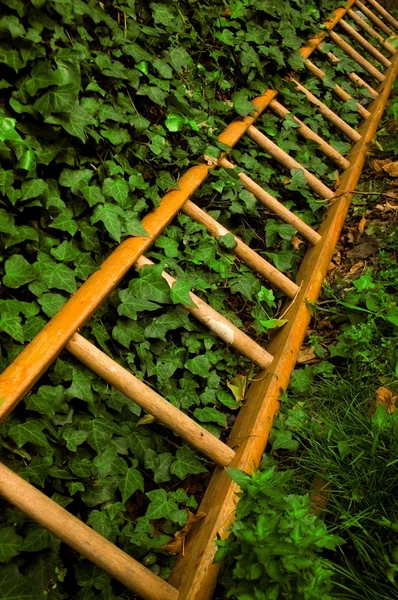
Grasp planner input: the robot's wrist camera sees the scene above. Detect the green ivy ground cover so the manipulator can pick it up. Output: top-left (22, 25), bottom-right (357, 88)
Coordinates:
top-left (0, 0), bottom-right (388, 597)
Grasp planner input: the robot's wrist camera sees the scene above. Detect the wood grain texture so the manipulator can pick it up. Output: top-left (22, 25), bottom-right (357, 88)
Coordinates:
top-left (329, 30), bottom-right (386, 82)
top-left (365, 0), bottom-right (398, 31)
top-left (356, 0), bottom-right (395, 36)
top-left (247, 125), bottom-right (336, 198)
top-left (304, 58), bottom-right (371, 118)
top-left (339, 18), bottom-right (391, 67)
top-left (220, 157), bottom-right (323, 244)
top-left (290, 78), bottom-right (362, 142)
top-left (347, 9), bottom-right (396, 56)
top-left (67, 333), bottom-right (235, 467)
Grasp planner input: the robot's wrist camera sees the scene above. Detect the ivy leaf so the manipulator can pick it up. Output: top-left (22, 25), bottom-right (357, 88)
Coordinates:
top-left (26, 385), bottom-right (66, 417)
top-left (129, 268), bottom-right (171, 304)
top-left (145, 489), bottom-right (176, 520)
top-left (0, 209), bottom-right (14, 234)
top-left (144, 309), bottom-right (186, 340)
top-left (34, 85), bottom-right (78, 118)
top-left (50, 208), bottom-right (79, 236)
top-left (21, 524), bottom-right (58, 553)
top-left (82, 185), bottom-right (105, 207)
top-left (0, 565), bottom-right (40, 600)
top-left (170, 447), bottom-right (207, 479)
top-left (149, 134), bottom-right (166, 155)
top-left (145, 450), bottom-right (174, 484)
top-left (194, 407), bottom-right (228, 427)
top-left (168, 47), bottom-right (190, 72)
top-left (230, 275), bottom-right (260, 301)
top-left (271, 430), bottom-right (299, 451)
top-left (9, 422), bottom-right (50, 448)
top-left (87, 511), bottom-right (113, 538)
top-left (91, 203), bottom-right (123, 242)
top-left (21, 179), bottom-right (47, 201)
top-left (112, 320), bottom-right (146, 348)
top-left (185, 355), bottom-right (211, 377)
top-left (102, 177), bottom-right (129, 206)
top-left (4, 226), bottom-right (38, 249)
top-left (85, 418), bottom-right (117, 453)
top-left (93, 447), bottom-right (128, 479)
top-left (58, 168), bottom-right (93, 193)
top-left (170, 280), bottom-right (197, 307)
top-left (286, 168), bottom-right (308, 192)
top-left (266, 250), bottom-right (293, 273)
top-left (290, 366), bottom-right (314, 394)
top-left (259, 318), bottom-right (288, 329)
top-left (3, 255), bottom-right (36, 289)
top-left (218, 233), bottom-right (237, 250)
top-left (232, 91), bottom-right (256, 116)
top-left (137, 85), bottom-right (167, 106)
top-left (0, 312), bottom-right (24, 343)
top-left (118, 467), bottom-right (145, 503)
top-left (50, 240), bottom-right (81, 262)
top-left (37, 293), bottom-right (66, 318)
top-left (38, 260), bottom-right (77, 294)
top-left (165, 114), bottom-right (186, 132)
top-left (0, 526), bottom-right (23, 563)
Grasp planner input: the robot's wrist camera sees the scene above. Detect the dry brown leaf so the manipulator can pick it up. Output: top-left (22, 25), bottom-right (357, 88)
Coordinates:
top-left (310, 475), bottom-right (331, 516)
top-left (382, 161), bottom-right (398, 178)
top-left (291, 236), bottom-right (303, 250)
top-left (372, 158), bottom-right (391, 172)
top-left (375, 201), bottom-right (398, 212)
top-left (375, 387), bottom-right (397, 414)
top-left (347, 260), bottom-right (365, 276)
top-left (297, 347), bottom-right (316, 364)
top-left (328, 261), bottom-right (337, 272)
top-left (162, 511), bottom-right (206, 555)
top-left (358, 215), bottom-right (367, 234)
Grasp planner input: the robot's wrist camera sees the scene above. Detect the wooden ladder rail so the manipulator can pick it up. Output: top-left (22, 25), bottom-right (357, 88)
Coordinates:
top-left (347, 8), bottom-right (396, 56)
top-left (169, 48), bottom-right (398, 600)
top-left (0, 1), bottom-right (396, 599)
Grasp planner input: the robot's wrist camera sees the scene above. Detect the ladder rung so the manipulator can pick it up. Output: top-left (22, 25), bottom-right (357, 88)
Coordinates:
top-left (290, 78), bottom-right (362, 142)
top-left (247, 125), bottom-right (335, 199)
top-left (67, 333), bottom-right (236, 465)
top-left (134, 255), bottom-right (275, 368)
top-left (348, 9), bottom-right (396, 56)
top-left (339, 19), bottom-right (391, 67)
top-left (329, 30), bottom-right (386, 83)
top-left (182, 200), bottom-right (302, 296)
top-left (323, 47), bottom-right (380, 98)
top-left (365, 0), bottom-right (398, 31)
top-left (219, 157), bottom-right (323, 243)
top-left (305, 59), bottom-right (370, 118)
top-left (0, 462), bottom-right (179, 600)
top-left (356, 0), bottom-right (395, 36)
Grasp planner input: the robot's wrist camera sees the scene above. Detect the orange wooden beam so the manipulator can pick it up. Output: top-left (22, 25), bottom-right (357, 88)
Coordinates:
top-left (168, 49), bottom-right (398, 600)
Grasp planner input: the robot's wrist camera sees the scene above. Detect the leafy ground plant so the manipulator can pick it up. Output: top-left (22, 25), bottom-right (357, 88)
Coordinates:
top-left (267, 163), bottom-right (398, 597)
top-left (215, 464), bottom-right (344, 600)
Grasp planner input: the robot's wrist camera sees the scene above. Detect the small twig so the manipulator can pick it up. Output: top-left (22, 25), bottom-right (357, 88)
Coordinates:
top-left (278, 281), bottom-right (303, 320)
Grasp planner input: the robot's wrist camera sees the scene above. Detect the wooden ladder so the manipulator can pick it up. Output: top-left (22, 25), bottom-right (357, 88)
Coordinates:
top-left (0, 1), bottom-right (397, 599)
